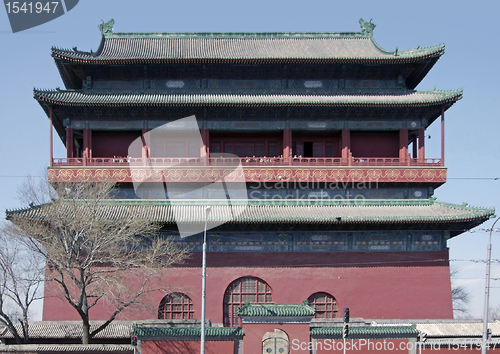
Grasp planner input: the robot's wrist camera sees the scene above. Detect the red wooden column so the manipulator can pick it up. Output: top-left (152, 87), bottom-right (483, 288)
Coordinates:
top-left (200, 129), bottom-right (209, 165)
top-left (66, 128), bottom-right (74, 159)
top-left (399, 129), bottom-right (408, 164)
top-left (283, 129), bottom-right (288, 160)
top-left (49, 105), bottom-right (53, 167)
top-left (283, 128), bottom-right (292, 165)
top-left (341, 129), bottom-right (350, 165)
top-left (441, 105), bottom-right (445, 166)
top-left (83, 129), bottom-right (92, 166)
top-left (418, 128), bottom-right (425, 163)
top-left (141, 129), bottom-right (149, 165)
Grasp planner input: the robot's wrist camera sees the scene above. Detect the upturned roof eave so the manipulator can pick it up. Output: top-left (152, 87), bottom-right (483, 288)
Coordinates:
top-left (32, 89), bottom-right (463, 108)
top-left (7, 215), bottom-right (492, 227)
top-left (51, 51), bottom-right (444, 65)
top-left (6, 199), bottom-right (495, 228)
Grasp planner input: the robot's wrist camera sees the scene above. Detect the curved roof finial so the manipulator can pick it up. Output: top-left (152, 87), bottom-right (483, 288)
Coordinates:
top-left (359, 18), bottom-right (376, 36)
top-left (98, 19), bottom-right (114, 36)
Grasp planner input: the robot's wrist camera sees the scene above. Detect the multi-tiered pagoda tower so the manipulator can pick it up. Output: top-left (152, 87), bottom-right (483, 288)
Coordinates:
top-left (20, 18), bottom-right (494, 352)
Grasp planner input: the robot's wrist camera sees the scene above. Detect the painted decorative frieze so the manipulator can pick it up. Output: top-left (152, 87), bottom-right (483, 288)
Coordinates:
top-left (47, 167), bottom-right (447, 184)
top-left (163, 230), bottom-right (444, 252)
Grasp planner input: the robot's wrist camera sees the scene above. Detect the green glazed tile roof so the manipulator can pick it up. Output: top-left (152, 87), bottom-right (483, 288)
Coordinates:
top-left (238, 302), bottom-right (316, 317)
top-left (6, 199), bottom-right (494, 225)
top-left (52, 31), bottom-right (443, 64)
top-left (311, 324), bottom-right (419, 337)
top-left (33, 90), bottom-right (462, 108)
top-left (132, 325), bottom-right (243, 338)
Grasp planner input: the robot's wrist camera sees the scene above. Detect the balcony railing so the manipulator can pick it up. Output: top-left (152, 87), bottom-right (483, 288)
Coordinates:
top-left (52, 155), bottom-right (442, 168)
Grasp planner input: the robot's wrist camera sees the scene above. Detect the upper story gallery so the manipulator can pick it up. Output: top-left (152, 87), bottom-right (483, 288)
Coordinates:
top-left (38, 18), bottom-right (457, 189)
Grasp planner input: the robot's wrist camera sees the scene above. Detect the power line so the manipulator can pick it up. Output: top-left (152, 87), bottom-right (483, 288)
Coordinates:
top-left (448, 177), bottom-right (499, 180)
top-left (450, 259), bottom-right (500, 263)
top-left (0, 175), bottom-right (46, 178)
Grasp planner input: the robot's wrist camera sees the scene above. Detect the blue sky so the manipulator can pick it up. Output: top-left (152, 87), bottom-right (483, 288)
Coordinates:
top-left (0, 0), bottom-right (499, 319)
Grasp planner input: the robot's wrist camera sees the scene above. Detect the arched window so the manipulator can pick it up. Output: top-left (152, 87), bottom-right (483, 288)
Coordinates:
top-left (158, 293), bottom-right (194, 320)
top-left (223, 277), bottom-right (273, 327)
top-left (308, 292), bottom-right (338, 319)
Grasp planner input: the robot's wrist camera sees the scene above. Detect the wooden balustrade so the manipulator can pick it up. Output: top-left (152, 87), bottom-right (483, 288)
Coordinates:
top-left (52, 156), bottom-right (443, 168)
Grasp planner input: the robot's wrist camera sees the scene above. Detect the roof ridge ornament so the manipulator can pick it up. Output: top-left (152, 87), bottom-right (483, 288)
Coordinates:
top-left (98, 19), bottom-right (114, 37)
top-left (359, 18), bottom-right (376, 36)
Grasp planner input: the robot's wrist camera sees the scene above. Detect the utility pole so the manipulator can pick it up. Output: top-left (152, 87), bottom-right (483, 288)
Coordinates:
top-left (201, 206), bottom-right (212, 354)
top-left (482, 217), bottom-right (499, 354)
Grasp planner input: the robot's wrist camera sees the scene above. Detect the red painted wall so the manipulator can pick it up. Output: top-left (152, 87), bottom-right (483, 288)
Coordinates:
top-left (92, 132), bottom-right (140, 158)
top-left (42, 252), bottom-right (453, 322)
top-left (350, 132), bottom-right (399, 158)
top-left (142, 340), bottom-right (235, 354)
top-left (210, 132), bottom-right (283, 157)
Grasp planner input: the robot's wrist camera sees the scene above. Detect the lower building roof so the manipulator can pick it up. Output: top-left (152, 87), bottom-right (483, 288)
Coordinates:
top-left (0, 344), bottom-right (134, 353)
top-left (0, 321), bottom-right (133, 339)
top-left (2, 320), bottom-right (499, 343)
top-left (6, 199), bottom-right (494, 230)
top-left (416, 322), bottom-right (500, 337)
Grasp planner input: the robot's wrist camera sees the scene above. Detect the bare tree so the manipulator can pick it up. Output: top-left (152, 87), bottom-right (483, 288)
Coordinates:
top-left (7, 181), bottom-right (189, 344)
top-left (0, 225), bottom-right (44, 344)
top-left (489, 305), bottom-right (500, 321)
top-left (450, 267), bottom-right (471, 318)
top-left (16, 173), bottom-right (57, 207)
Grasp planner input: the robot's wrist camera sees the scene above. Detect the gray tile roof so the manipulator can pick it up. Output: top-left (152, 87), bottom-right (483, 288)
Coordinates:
top-left (417, 321), bottom-right (500, 337)
top-left (33, 89), bottom-right (462, 108)
top-left (51, 32), bottom-right (444, 64)
top-left (6, 199), bottom-right (494, 226)
top-left (0, 321), bottom-right (132, 339)
top-left (0, 344), bottom-right (133, 353)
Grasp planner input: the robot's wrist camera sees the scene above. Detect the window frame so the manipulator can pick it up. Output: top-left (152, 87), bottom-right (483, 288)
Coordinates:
top-left (223, 277), bottom-right (274, 327)
top-left (158, 293), bottom-right (194, 320)
top-left (307, 292), bottom-right (338, 319)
